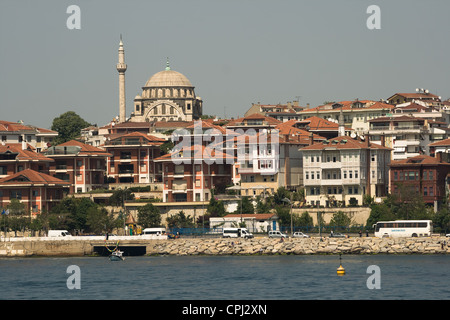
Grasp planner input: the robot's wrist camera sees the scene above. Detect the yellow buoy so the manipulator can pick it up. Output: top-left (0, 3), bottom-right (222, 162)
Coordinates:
top-left (337, 264), bottom-right (345, 276)
top-left (337, 254), bottom-right (345, 276)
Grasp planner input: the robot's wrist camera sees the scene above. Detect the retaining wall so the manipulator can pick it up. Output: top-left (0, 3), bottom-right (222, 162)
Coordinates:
top-left (0, 236), bottom-right (449, 257)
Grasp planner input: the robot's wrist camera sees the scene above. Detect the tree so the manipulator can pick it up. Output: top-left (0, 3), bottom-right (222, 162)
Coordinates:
top-left (235, 196), bottom-right (254, 214)
top-left (137, 203), bottom-right (161, 228)
top-left (273, 187), bottom-right (290, 205)
top-left (7, 199), bottom-right (29, 236)
top-left (86, 206), bottom-right (119, 234)
top-left (108, 189), bottom-right (135, 207)
top-left (297, 211), bottom-right (314, 228)
top-left (51, 111), bottom-right (91, 145)
top-left (166, 211), bottom-right (195, 228)
top-left (255, 197), bottom-right (272, 213)
top-left (329, 211), bottom-right (353, 231)
top-left (207, 196), bottom-right (226, 217)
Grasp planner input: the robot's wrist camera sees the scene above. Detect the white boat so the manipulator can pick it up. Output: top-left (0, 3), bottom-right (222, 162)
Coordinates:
top-left (109, 250), bottom-right (124, 261)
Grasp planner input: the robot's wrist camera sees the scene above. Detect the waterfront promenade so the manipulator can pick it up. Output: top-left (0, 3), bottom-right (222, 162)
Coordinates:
top-left (0, 236), bottom-right (449, 257)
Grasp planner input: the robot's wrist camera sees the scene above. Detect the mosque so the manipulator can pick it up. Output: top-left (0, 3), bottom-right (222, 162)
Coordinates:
top-left (116, 37), bottom-right (203, 123)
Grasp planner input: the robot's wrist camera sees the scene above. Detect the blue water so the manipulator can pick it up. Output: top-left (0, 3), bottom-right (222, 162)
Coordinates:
top-left (0, 255), bottom-right (449, 300)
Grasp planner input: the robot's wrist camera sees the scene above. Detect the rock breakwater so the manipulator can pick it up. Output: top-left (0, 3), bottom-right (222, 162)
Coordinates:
top-left (148, 237), bottom-right (450, 255)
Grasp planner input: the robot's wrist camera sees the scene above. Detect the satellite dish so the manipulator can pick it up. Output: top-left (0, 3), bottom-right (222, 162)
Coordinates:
top-left (350, 132), bottom-right (356, 138)
top-left (416, 88), bottom-right (419, 92)
top-left (425, 89), bottom-right (429, 94)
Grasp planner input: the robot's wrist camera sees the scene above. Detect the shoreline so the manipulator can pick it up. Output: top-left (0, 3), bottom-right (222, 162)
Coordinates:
top-left (0, 236), bottom-right (449, 257)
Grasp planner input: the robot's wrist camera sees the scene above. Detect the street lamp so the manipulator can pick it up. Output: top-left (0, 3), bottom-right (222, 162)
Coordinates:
top-left (282, 198), bottom-right (293, 236)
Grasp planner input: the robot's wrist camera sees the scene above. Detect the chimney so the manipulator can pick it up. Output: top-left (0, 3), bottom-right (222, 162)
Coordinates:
top-left (309, 133), bottom-right (314, 145)
top-left (380, 134), bottom-right (385, 147)
top-left (436, 151), bottom-right (442, 163)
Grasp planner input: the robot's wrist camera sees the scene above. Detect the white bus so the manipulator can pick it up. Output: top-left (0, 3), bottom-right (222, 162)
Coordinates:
top-left (373, 220), bottom-right (433, 238)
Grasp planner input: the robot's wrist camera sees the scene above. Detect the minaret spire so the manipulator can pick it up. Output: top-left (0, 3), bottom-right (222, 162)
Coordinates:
top-left (116, 35), bottom-right (127, 123)
top-left (165, 57), bottom-right (171, 71)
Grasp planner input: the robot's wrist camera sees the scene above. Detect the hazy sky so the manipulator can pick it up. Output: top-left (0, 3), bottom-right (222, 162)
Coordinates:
top-left (1, 0), bottom-right (449, 129)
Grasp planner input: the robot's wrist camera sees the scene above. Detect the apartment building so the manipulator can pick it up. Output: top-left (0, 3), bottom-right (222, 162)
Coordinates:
top-left (0, 143), bottom-right (53, 178)
top-left (301, 136), bottom-right (391, 207)
top-left (103, 132), bottom-right (165, 185)
top-left (0, 120), bottom-right (57, 152)
top-left (389, 154), bottom-right (450, 208)
top-left (45, 140), bottom-right (111, 193)
top-left (368, 115), bottom-right (448, 160)
top-left (154, 144), bottom-right (234, 202)
top-left (0, 169), bottom-right (70, 214)
top-left (298, 100), bottom-right (395, 136)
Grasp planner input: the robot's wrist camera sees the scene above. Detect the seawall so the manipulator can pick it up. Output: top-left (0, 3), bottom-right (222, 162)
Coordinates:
top-left (0, 236), bottom-right (449, 257)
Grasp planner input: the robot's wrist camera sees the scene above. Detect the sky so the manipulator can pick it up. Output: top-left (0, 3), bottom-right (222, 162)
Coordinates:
top-left (1, 0), bottom-right (449, 129)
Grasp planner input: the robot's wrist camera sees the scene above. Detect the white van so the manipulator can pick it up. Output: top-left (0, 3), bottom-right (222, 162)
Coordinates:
top-left (48, 230), bottom-right (72, 237)
top-left (142, 228), bottom-right (166, 236)
top-left (223, 228), bottom-right (254, 239)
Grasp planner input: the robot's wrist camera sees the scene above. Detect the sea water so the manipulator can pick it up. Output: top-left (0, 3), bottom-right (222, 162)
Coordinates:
top-left (0, 255), bottom-right (449, 300)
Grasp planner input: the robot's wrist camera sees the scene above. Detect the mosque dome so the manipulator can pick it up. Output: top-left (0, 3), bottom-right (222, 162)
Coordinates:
top-left (144, 69), bottom-right (193, 88)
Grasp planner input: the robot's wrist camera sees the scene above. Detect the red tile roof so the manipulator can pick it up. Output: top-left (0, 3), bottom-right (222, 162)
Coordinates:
top-left (56, 140), bottom-right (112, 156)
top-left (390, 155), bottom-right (449, 166)
top-left (0, 144), bottom-right (53, 162)
top-left (428, 138), bottom-right (450, 147)
top-left (223, 214), bottom-right (276, 220)
top-left (300, 136), bottom-right (391, 151)
top-left (0, 169), bottom-right (70, 186)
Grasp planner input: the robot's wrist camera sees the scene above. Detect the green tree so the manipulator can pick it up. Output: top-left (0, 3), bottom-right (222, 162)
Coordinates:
top-left (273, 187), bottom-right (290, 205)
top-left (7, 199), bottom-right (29, 236)
top-left (166, 211), bottom-right (195, 228)
top-left (255, 197), bottom-right (272, 213)
top-left (108, 189), bottom-right (135, 206)
top-left (433, 202), bottom-right (450, 233)
top-left (51, 111), bottom-right (91, 145)
top-left (275, 205), bottom-right (291, 227)
top-left (207, 196), bottom-right (226, 217)
top-left (235, 196), bottom-right (254, 214)
top-left (137, 203), bottom-right (161, 228)
top-left (296, 211), bottom-right (314, 228)
top-left (329, 211), bottom-right (353, 230)
top-left (86, 206), bottom-right (118, 234)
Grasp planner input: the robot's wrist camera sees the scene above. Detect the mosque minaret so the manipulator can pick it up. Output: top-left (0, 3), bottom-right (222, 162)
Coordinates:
top-left (116, 36), bottom-right (127, 123)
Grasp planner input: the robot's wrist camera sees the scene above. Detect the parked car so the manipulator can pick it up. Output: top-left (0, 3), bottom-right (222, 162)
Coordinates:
top-left (330, 232), bottom-right (346, 238)
top-left (268, 231), bottom-right (288, 238)
top-left (446, 234), bottom-right (450, 237)
top-left (293, 232), bottom-right (310, 238)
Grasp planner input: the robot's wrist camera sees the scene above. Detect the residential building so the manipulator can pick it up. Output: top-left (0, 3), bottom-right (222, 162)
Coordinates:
top-left (389, 154), bottom-right (450, 209)
top-left (301, 136), bottom-right (391, 207)
top-left (298, 100), bottom-right (395, 136)
top-left (0, 143), bottom-right (53, 178)
top-left (154, 144), bottom-right (234, 202)
top-left (103, 132), bottom-right (165, 185)
top-left (368, 115), bottom-right (447, 160)
top-left (0, 169), bottom-right (70, 214)
top-left (45, 140), bottom-right (112, 193)
top-left (244, 101), bottom-right (306, 121)
top-left (387, 91), bottom-right (441, 105)
top-left (0, 120), bottom-right (57, 152)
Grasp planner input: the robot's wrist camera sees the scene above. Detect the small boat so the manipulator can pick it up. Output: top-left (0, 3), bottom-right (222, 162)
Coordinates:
top-left (109, 250), bottom-right (125, 261)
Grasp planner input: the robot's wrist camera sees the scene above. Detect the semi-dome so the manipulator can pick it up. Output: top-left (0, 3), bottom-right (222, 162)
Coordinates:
top-left (144, 69), bottom-right (193, 88)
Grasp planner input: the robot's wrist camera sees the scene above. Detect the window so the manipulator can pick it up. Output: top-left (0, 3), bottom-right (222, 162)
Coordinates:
top-left (423, 187), bottom-right (428, 196)
top-left (355, 170), bottom-right (358, 179)
top-left (343, 170), bottom-right (347, 179)
top-left (429, 187), bottom-right (434, 196)
top-left (306, 171), bottom-right (309, 179)
top-left (316, 171), bottom-right (320, 179)
top-left (394, 171), bottom-right (398, 181)
top-left (349, 171), bottom-right (353, 179)
top-left (429, 171), bottom-right (434, 180)
top-left (423, 171), bottom-right (427, 180)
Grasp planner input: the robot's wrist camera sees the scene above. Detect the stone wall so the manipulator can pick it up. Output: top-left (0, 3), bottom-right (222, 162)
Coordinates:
top-left (147, 236), bottom-right (450, 255)
top-left (1, 236), bottom-right (449, 257)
